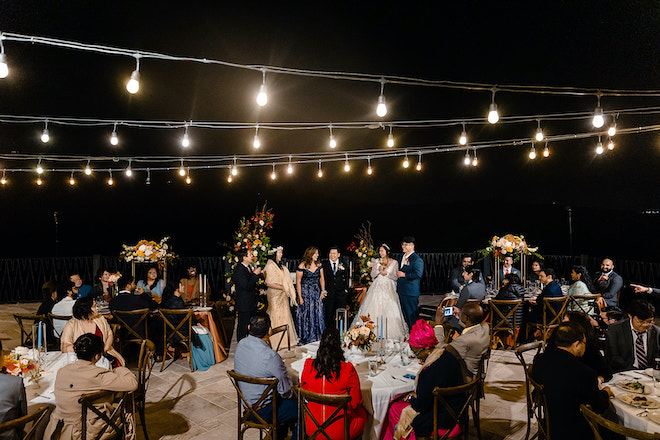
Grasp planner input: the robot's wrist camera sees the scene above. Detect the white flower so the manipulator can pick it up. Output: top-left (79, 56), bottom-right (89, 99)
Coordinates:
top-left (358, 252), bottom-right (363, 257)
top-left (261, 245), bottom-right (266, 250)
top-left (138, 244), bottom-right (147, 252)
top-left (237, 233), bottom-right (242, 237)
top-left (20, 358), bottom-right (29, 367)
top-left (162, 244), bottom-right (168, 250)
top-left (14, 346), bottom-right (29, 356)
top-left (253, 250), bottom-right (258, 256)
top-left (338, 263), bottom-right (345, 271)
top-left (145, 249), bottom-right (153, 257)
top-left (259, 220), bottom-right (265, 226)
top-left (358, 326), bottom-right (371, 336)
top-left (367, 261), bottom-right (373, 267)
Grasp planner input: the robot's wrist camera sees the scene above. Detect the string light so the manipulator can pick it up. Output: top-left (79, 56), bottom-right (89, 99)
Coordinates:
top-left (181, 124), bottom-right (190, 148)
top-left (344, 154), bottom-right (350, 172)
top-left (1, 170), bottom-right (6, 185)
top-left (178, 159), bottom-right (186, 176)
top-left (402, 151), bottom-right (409, 168)
top-left (608, 123), bottom-right (616, 137)
top-left (40, 121), bottom-right (50, 143)
top-left (387, 125), bottom-right (394, 148)
top-left (84, 159), bottom-right (92, 175)
top-left (287, 156), bottom-right (293, 174)
top-left (145, 168), bottom-right (151, 185)
top-left (535, 120), bottom-right (544, 142)
top-left (529, 144), bottom-right (537, 160)
top-left (256, 69), bottom-right (267, 107)
top-left (416, 152), bottom-right (422, 171)
top-left (595, 136), bottom-right (604, 154)
top-left (376, 79), bottom-right (387, 117)
top-left (231, 156), bottom-right (238, 176)
top-left (488, 88), bottom-right (499, 124)
top-left (107, 170), bottom-right (114, 186)
top-left (125, 159), bottom-right (132, 177)
top-left (592, 94), bottom-right (605, 128)
top-left (607, 137), bottom-right (615, 150)
top-left (543, 142), bottom-right (550, 158)
top-left (227, 171), bottom-right (233, 183)
top-left (36, 177), bottom-right (42, 186)
top-left (185, 168), bottom-right (191, 185)
top-left (270, 163), bottom-right (276, 180)
top-left (36, 158), bottom-right (44, 175)
top-left (69, 171), bottom-right (75, 186)
top-left (329, 124), bottom-right (336, 148)
top-left (126, 56), bottom-right (140, 94)
top-left (110, 123), bottom-right (119, 146)
top-left (0, 36), bottom-right (8, 78)
top-left (463, 150), bottom-right (471, 166)
top-left (253, 125), bottom-right (260, 149)
top-left (317, 159), bottom-right (322, 178)
top-left (459, 122), bottom-right (467, 145)
top-left (367, 156), bottom-right (373, 175)
top-left (472, 149), bottom-right (478, 167)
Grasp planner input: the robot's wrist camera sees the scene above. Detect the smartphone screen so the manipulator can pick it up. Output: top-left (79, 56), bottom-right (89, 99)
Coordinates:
top-left (443, 306), bottom-right (452, 316)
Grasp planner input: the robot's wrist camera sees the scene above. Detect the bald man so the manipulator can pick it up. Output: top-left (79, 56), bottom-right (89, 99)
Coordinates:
top-left (440, 302), bottom-right (490, 376)
top-left (593, 258), bottom-right (623, 307)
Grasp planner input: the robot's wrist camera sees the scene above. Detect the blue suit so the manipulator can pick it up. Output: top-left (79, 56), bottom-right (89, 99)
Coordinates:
top-left (397, 252), bottom-right (424, 329)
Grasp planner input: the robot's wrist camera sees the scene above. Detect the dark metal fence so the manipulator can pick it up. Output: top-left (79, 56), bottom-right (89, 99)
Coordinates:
top-left (3, 253), bottom-right (660, 303)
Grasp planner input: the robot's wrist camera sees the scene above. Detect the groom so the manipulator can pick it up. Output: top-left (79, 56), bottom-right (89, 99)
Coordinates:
top-left (322, 246), bottom-right (349, 330)
top-left (396, 236), bottom-right (424, 330)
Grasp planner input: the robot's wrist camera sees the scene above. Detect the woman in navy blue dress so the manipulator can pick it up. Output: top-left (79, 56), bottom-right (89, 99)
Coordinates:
top-left (296, 246), bottom-right (327, 344)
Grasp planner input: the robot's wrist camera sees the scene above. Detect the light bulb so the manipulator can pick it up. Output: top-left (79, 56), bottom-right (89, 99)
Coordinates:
top-left (416, 162), bottom-right (422, 171)
top-left (182, 132), bottom-right (190, 148)
top-left (592, 107), bottom-right (604, 128)
top-left (179, 167), bottom-right (186, 177)
top-left (535, 128), bottom-right (544, 142)
top-left (367, 166), bottom-right (373, 175)
top-left (231, 166), bottom-right (238, 176)
top-left (69, 176), bottom-right (75, 186)
top-left (317, 169), bottom-right (323, 178)
top-left (36, 177), bottom-right (42, 186)
top-left (459, 130), bottom-right (467, 146)
top-left (329, 135), bottom-right (337, 149)
top-left (607, 139), bottom-right (615, 150)
top-left (287, 164), bottom-right (293, 174)
top-left (463, 152), bottom-right (471, 166)
top-left (227, 175), bottom-right (233, 183)
top-left (185, 175), bottom-right (191, 185)
top-left (271, 171), bottom-right (276, 180)
top-left (40, 129), bottom-right (50, 143)
top-left (608, 125), bottom-right (616, 136)
top-left (256, 84), bottom-right (268, 106)
top-left (403, 157), bottom-right (409, 168)
top-left (543, 146), bottom-right (550, 157)
top-left (125, 167), bottom-right (132, 177)
top-left (344, 161), bottom-right (350, 172)
top-left (376, 94), bottom-right (387, 117)
top-left (529, 147), bottom-right (537, 160)
top-left (126, 70), bottom-right (140, 94)
top-left (107, 176), bottom-right (114, 186)
top-left (488, 103), bottom-right (499, 124)
top-left (110, 130), bottom-right (119, 146)
top-left (0, 177), bottom-right (6, 185)
top-left (596, 142), bottom-right (604, 154)
top-left (36, 164), bottom-right (44, 174)
top-left (472, 157), bottom-right (478, 167)
top-left (0, 53), bottom-right (8, 78)
top-left (387, 133), bottom-right (394, 148)
top-left (85, 165), bottom-right (92, 175)
top-left (253, 135), bottom-right (260, 149)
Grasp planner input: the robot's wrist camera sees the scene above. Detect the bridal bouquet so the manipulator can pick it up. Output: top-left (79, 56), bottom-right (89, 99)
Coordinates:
top-left (343, 315), bottom-right (377, 351)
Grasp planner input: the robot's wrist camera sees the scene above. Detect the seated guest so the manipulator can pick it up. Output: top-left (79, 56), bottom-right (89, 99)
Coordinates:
top-left (61, 297), bottom-right (125, 367)
top-left (179, 266), bottom-right (201, 304)
top-left (562, 311), bottom-right (613, 382)
top-left (567, 265), bottom-right (597, 312)
top-left (44, 333), bottom-right (137, 440)
top-left (607, 299), bottom-right (660, 372)
top-left (446, 266), bottom-right (485, 331)
top-left (593, 258), bottom-right (623, 308)
top-left (527, 268), bottom-right (563, 324)
top-left (439, 302), bottom-right (490, 376)
top-left (136, 265), bottom-right (166, 299)
top-left (161, 281), bottom-right (186, 309)
top-left (36, 280), bottom-right (59, 316)
top-left (109, 275), bottom-right (158, 313)
top-left (89, 267), bottom-right (111, 301)
top-left (532, 322), bottom-right (615, 440)
top-left (69, 273), bottom-right (92, 299)
top-left (527, 259), bottom-right (544, 283)
top-left (494, 273), bottom-right (526, 329)
top-left (234, 313), bottom-right (299, 440)
top-left (498, 255), bottom-right (521, 282)
top-left (449, 254), bottom-right (473, 292)
top-left (300, 327), bottom-right (366, 440)
top-left (384, 319), bottom-right (466, 440)
top-left (0, 355), bottom-right (27, 440)
top-left (51, 280), bottom-right (76, 337)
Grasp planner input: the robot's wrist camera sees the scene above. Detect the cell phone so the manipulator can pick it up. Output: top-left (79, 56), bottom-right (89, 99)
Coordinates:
top-left (443, 306), bottom-right (453, 317)
top-left (403, 374), bottom-right (416, 380)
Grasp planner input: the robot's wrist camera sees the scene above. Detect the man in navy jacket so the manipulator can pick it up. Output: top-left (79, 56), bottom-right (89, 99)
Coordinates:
top-left (396, 236), bottom-right (424, 330)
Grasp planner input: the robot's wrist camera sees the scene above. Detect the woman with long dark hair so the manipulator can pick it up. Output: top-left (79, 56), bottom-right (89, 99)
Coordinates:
top-left (264, 246), bottom-right (299, 346)
top-left (296, 246), bottom-right (326, 344)
top-left (136, 265), bottom-right (165, 298)
top-left (300, 327), bottom-right (367, 439)
top-left (568, 265), bottom-right (597, 312)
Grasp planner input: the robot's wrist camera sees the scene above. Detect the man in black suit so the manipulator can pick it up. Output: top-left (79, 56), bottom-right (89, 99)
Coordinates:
top-left (498, 255), bottom-right (521, 281)
top-left (321, 246), bottom-right (349, 330)
top-left (607, 299), bottom-right (660, 372)
top-left (449, 254), bottom-right (473, 292)
top-left (593, 258), bottom-right (623, 307)
top-left (109, 274), bottom-right (158, 340)
top-left (233, 248), bottom-right (262, 341)
top-left (532, 322), bottom-right (615, 440)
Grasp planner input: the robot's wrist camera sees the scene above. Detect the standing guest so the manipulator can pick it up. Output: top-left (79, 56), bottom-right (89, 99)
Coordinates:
top-left (234, 314), bottom-right (299, 440)
top-left (89, 268), bottom-right (111, 301)
top-left (498, 256), bottom-right (521, 281)
top-left (69, 273), bottom-right (91, 299)
top-left (179, 266), bottom-right (201, 304)
top-left (44, 333), bottom-right (137, 440)
top-left (593, 258), bottom-right (623, 308)
top-left (51, 280), bottom-right (77, 337)
top-left (397, 236), bottom-right (425, 330)
top-left (36, 280), bottom-right (59, 316)
top-left (300, 327), bottom-right (367, 440)
top-left (322, 246), bottom-right (349, 330)
top-left (233, 249), bottom-right (262, 342)
top-left (0, 356), bottom-right (27, 440)
top-left (449, 254), bottom-right (473, 293)
top-left (264, 246), bottom-right (299, 347)
top-left (296, 246), bottom-right (326, 345)
top-left (607, 299), bottom-right (660, 372)
top-left (61, 297), bottom-right (125, 367)
top-left (527, 260), bottom-right (544, 283)
top-left (446, 266), bottom-right (485, 331)
top-left (136, 265), bottom-right (165, 298)
top-left (532, 322), bottom-right (615, 440)
top-left (562, 311), bottom-right (613, 382)
top-left (527, 268), bottom-right (563, 325)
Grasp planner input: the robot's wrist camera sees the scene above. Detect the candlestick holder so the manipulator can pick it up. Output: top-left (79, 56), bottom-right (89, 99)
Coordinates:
top-left (378, 338), bottom-right (386, 365)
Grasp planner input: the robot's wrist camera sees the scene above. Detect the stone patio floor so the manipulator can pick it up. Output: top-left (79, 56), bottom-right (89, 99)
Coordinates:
top-left (0, 298), bottom-right (533, 440)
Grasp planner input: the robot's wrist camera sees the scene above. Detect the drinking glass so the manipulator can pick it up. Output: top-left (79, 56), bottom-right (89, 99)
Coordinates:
top-left (368, 359), bottom-right (378, 377)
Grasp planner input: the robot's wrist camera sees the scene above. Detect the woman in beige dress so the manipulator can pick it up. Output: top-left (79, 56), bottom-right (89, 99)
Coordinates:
top-left (264, 246), bottom-right (299, 346)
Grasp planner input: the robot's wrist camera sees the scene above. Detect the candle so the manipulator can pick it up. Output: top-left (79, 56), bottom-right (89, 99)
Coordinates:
top-left (380, 315), bottom-right (383, 339)
top-left (38, 322), bottom-right (42, 349)
top-left (44, 322), bottom-right (47, 352)
top-left (340, 319), bottom-right (343, 335)
top-left (386, 317), bottom-right (388, 340)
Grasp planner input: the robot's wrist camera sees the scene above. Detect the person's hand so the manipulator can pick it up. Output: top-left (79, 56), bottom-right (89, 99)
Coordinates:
top-left (396, 271), bottom-right (405, 278)
top-left (298, 296), bottom-right (304, 305)
top-left (254, 267), bottom-right (262, 275)
top-left (631, 283), bottom-right (651, 294)
top-left (602, 386), bottom-right (615, 399)
top-left (135, 286), bottom-right (144, 294)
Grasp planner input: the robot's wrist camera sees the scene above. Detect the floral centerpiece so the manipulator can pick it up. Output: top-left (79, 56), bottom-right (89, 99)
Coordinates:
top-left (348, 222), bottom-right (377, 287)
top-left (3, 347), bottom-right (40, 381)
top-left (120, 237), bottom-right (177, 263)
top-left (343, 315), bottom-right (377, 351)
top-left (223, 204), bottom-right (274, 313)
top-left (478, 234), bottom-right (540, 262)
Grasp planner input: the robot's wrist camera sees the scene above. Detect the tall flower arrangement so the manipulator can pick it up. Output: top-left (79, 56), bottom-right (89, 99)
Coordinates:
top-left (347, 222), bottom-right (377, 287)
top-left (222, 204), bottom-right (274, 313)
top-left (479, 234), bottom-right (540, 262)
top-left (120, 237), bottom-right (177, 263)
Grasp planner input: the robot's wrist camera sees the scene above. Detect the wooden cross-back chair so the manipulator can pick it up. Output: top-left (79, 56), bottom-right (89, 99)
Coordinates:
top-left (269, 324), bottom-right (290, 352)
top-left (134, 339), bottom-right (155, 440)
top-left (580, 404), bottom-right (660, 440)
top-left (112, 308), bottom-right (152, 352)
top-left (12, 314), bottom-right (45, 347)
top-left (47, 313), bottom-right (72, 342)
top-left (158, 308), bottom-right (194, 372)
top-left (527, 296), bottom-right (569, 344)
top-left (0, 406), bottom-right (50, 440)
top-left (227, 370), bottom-right (279, 440)
top-left (567, 293), bottom-right (601, 315)
top-left (488, 299), bottom-right (523, 349)
top-left (79, 390), bottom-right (129, 440)
top-left (295, 385), bottom-right (350, 440)
top-left (515, 341), bottom-right (546, 440)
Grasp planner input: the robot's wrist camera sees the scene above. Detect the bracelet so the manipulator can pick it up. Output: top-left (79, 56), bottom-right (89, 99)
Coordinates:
top-left (321, 290), bottom-right (327, 294)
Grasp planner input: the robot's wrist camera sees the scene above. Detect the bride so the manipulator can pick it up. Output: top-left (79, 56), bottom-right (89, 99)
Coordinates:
top-left (351, 243), bottom-right (408, 341)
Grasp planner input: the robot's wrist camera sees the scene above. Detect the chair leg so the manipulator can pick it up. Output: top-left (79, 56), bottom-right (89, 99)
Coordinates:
top-left (139, 404), bottom-right (149, 440)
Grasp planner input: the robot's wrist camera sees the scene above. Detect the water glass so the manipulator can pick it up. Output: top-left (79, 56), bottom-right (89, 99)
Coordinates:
top-left (368, 359), bottom-right (378, 377)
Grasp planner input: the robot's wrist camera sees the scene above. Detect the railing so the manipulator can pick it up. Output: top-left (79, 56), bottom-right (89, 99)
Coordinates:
top-left (2, 253), bottom-right (660, 303)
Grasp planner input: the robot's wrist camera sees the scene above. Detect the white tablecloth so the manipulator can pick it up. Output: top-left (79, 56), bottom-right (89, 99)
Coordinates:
top-left (607, 370), bottom-right (660, 434)
top-left (285, 341), bottom-right (421, 440)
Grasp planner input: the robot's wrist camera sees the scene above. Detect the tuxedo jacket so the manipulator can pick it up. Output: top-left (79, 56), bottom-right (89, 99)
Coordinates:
top-left (593, 271), bottom-right (623, 307)
top-left (233, 263), bottom-right (260, 313)
top-left (397, 252), bottom-right (424, 297)
top-left (322, 257), bottom-right (349, 299)
top-left (607, 318), bottom-right (660, 372)
top-left (498, 266), bottom-right (521, 281)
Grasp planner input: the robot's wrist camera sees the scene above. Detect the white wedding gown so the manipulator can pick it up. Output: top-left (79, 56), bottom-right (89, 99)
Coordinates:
top-left (351, 259), bottom-right (409, 341)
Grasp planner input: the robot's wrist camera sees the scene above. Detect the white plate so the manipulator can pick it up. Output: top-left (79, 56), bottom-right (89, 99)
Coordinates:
top-left (648, 410), bottom-right (660, 424)
top-left (614, 380), bottom-right (648, 394)
top-left (194, 306), bottom-right (213, 311)
top-left (617, 393), bottom-right (660, 409)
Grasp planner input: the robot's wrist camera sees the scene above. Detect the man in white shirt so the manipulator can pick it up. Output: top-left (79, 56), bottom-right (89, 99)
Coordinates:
top-left (51, 281), bottom-right (76, 337)
top-left (498, 256), bottom-right (521, 281)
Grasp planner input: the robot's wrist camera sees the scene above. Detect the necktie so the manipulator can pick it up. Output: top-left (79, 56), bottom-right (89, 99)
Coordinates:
top-left (333, 262), bottom-right (337, 275)
top-left (635, 330), bottom-right (648, 369)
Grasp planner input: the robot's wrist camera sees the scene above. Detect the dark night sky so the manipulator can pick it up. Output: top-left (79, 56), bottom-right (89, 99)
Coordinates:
top-left (1, 1), bottom-right (660, 262)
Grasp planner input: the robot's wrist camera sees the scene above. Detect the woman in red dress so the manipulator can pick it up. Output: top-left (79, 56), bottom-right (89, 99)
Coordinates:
top-left (300, 327), bottom-right (367, 440)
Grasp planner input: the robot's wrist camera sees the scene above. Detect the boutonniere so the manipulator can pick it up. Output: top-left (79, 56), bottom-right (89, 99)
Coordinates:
top-left (337, 263), bottom-right (345, 271)
top-left (601, 275), bottom-right (609, 281)
top-left (402, 257), bottom-right (409, 267)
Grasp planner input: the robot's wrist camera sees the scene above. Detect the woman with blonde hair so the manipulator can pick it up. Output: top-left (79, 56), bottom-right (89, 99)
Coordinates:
top-left (264, 246), bottom-right (299, 346)
top-left (296, 246), bottom-right (326, 344)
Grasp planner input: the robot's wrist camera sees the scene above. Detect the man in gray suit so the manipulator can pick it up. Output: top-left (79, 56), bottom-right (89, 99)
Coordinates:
top-left (445, 302), bottom-right (490, 376)
top-left (0, 358), bottom-right (27, 440)
top-left (607, 299), bottom-right (660, 372)
top-left (446, 266), bottom-right (485, 331)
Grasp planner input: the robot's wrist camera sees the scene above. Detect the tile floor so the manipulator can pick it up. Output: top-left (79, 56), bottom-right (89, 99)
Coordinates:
top-left (0, 300), bottom-right (534, 440)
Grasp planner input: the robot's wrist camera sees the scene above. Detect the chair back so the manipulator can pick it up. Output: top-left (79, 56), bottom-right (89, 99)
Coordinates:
top-left (418, 304), bottom-right (438, 321)
top-left (430, 376), bottom-right (481, 440)
top-left (227, 370), bottom-right (279, 440)
top-left (135, 339), bottom-right (155, 440)
top-left (0, 406), bottom-right (50, 440)
top-left (540, 296), bottom-right (569, 343)
top-left (158, 308), bottom-right (194, 372)
top-left (47, 313), bottom-right (72, 339)
top-left (113, 308), bottom-right (151, 342)
top-left (269, 324), bottom-right (290, 352)
top-left (580, 404), bottom-right (660, 440)
top-left (527, 373), bottom-right (550, 440)
top-left (12, 314), bottom-right (45, 347)
top-left (295, 385), bottom-right (351, 440)
top-left (514, 341), bottom-right (544, 440)
top-left (488, 299), bottom-right (523, 348)
top-left (567, 294), bottom-right (601, 315)
top-left (79, 390), bottom-right (128, 440)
